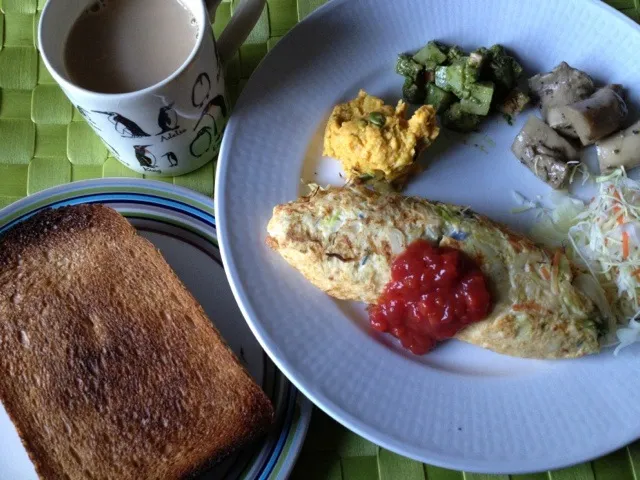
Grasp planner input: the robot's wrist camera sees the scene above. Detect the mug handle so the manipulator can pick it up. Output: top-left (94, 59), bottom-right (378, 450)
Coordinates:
top-left (205, 0), bottom-right (267, 63)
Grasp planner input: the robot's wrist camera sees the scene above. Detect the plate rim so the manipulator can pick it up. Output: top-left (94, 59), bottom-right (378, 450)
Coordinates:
top-left (0, 178), bottom-right (312, 480)
top-left (214, 0), bottom-right (640, 474)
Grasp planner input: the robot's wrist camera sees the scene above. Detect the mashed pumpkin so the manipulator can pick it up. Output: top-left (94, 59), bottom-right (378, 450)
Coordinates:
top-left (323, 90), bottom-right (439, 188)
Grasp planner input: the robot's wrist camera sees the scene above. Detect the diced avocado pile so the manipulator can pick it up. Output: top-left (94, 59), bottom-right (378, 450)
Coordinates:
top-left (396, 42), bottom-right (529, 132)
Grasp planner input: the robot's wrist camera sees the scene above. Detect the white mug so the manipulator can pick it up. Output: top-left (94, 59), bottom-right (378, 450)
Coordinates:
top-left (38, 0), bottom-right (265, 177)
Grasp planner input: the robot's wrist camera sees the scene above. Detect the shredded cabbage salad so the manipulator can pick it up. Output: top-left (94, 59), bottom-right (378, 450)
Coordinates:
top-left (568, 168), bottom-right (640, 352)
top-left (514, 168), bottom-right (640, 354)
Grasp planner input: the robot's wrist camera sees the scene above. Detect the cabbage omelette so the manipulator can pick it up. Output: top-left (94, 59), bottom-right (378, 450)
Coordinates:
top-left (266, 185), bottom-right (602, 359)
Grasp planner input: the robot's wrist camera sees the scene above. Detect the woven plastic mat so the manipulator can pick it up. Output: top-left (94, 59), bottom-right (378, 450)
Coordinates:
top-left (1, 0), bottom-right (640, 478)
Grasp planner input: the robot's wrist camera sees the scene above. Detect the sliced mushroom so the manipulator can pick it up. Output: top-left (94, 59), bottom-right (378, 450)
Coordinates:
top-left (548, 85), bottom-right (627, 146)
top-left (528, 62), bottom-right (595, 121)
top-left (511, 116), bottom-right (579, 189)
top-left (596, 119), bottom-right (640, 173)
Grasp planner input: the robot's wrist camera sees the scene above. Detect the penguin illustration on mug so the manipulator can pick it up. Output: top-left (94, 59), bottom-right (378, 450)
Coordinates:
top-left (157, 102), bottom-right (179, 134)
top-left (134, 145), bottom-right (157, 168)
top-left (162, 151), bottom-right (179, 167)
top-left (93, 111), bottom-right (150, 138)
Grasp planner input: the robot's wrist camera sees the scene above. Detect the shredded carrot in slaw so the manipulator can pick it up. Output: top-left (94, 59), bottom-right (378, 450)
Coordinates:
top-left (540, 266), bottom-right (551, 281)
top-left (551, 250), bottom-right (562, 293)
top-left (610, 188), bottom-right (630, 258)
top-left (623, 232), bottom-right (630, 259)
top-left (513, 302), bottom-right (549, 313)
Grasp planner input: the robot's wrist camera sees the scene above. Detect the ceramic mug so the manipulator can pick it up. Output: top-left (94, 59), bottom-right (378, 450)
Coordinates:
top-left (38, 0), bottom-right (265, 176)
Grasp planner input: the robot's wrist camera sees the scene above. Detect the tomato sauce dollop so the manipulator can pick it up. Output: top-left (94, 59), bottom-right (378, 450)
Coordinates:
top-left (368, 240), bottom-right (492, 355)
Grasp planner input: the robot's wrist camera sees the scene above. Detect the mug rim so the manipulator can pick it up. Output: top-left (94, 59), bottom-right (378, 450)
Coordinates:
top-left (37, 0), bottom-right (211, 99)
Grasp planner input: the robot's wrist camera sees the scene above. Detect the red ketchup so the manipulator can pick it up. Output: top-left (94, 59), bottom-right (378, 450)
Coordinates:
top-left (368, 239), bottom-right (492, 355)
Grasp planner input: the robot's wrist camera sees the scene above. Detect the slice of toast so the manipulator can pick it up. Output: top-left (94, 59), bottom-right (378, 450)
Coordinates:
top-left (0, 205), bottom-right (274, 479)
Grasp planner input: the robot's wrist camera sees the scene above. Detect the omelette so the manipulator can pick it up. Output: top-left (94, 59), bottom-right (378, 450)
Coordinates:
top-left (323, 90), bottom-right (439, 189)
top-left (266, 185), bottom-right (602, 359)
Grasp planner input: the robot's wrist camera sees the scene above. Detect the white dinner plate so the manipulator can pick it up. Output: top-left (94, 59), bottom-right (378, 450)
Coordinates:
top-left (215, 0), bottom-right (640, 473)
top-left (0, 179), bottom-right (312, 480)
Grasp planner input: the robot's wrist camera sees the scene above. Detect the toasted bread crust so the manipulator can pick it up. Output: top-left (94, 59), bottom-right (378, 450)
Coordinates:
top-left (0, 205), bottom-right (274, 479)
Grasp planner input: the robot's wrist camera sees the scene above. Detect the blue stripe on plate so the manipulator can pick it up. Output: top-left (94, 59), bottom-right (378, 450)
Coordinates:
top-left (0, 193), bottom-right (216, 235)
top-left (258, 382), bottom-right (297, 480)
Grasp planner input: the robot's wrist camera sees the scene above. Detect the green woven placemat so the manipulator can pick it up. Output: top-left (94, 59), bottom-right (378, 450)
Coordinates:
top-left (1, 0), bottom-right (640, 478)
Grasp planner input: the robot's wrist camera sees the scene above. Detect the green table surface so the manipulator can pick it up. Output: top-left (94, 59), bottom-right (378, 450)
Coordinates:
top-left (1, 0), bottom-right (640, 478)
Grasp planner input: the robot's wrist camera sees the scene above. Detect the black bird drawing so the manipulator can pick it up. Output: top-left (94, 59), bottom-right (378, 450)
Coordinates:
top-left (190, 126), bottom-right (213, 158)
top-left (93, 111), bottom-right (150, 138)
top-left (193, 94), bottom-right (227, 132)
top-left (134, 145), bottom-right (157, 168)
top-left (191, 72), bottom-right (211, 108)
top-left (162, 151), bottom-right (179, 167)
top-left (157, 102), bottom-right (179, 134)
top-left (76, 105), bottom-right (101, 131)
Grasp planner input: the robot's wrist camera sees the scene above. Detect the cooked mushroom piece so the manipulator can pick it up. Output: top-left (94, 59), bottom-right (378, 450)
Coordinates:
top-left (596, 119), bottom-right (640, 173)
top-left (546, 107), bottom-right (579, 138)
top-left (511, 115), bottom-right (579, 189)
top-left (548, 85), bottom-right (627, 146)
top-left (528, 62), bottom-right (595, 121)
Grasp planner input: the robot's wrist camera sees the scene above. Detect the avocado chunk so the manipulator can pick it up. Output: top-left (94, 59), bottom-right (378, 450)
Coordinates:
top-left (425, 84), bottom-right (454, 113)
top-left (442, 103), bottom-right (482, 132)
top-left (452, 56), bottom-right (482, 84)
top-left (412, 41), bottom-right (448, 69)
top-left (435, 64), bottom-right (466, 97)
top-left (395, 54), bottom-right (423, 82)
top-left (435, 57), bottom-right (486, 99)
top-left (459, 82), bottom-right (495, 116)
top-left (486, 44), bottom-right (524, 106)
top-left (402, 78), bottom-right (426, 104)
top-left (445, 45), bottom-right (465, 62)
top-left (489, 45), bottom-right (523, 87)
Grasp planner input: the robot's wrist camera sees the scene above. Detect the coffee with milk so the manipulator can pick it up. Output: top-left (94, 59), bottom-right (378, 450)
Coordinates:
top-left (64, 0), bottom-right (199, 94)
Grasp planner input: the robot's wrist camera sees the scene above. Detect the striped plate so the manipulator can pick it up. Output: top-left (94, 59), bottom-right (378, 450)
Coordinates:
top-left (0, 178), bottom-right (311, 480)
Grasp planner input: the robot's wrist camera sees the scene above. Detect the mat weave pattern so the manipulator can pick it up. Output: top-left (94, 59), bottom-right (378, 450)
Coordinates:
top-left (1, 0), bottom-right (640, 478)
